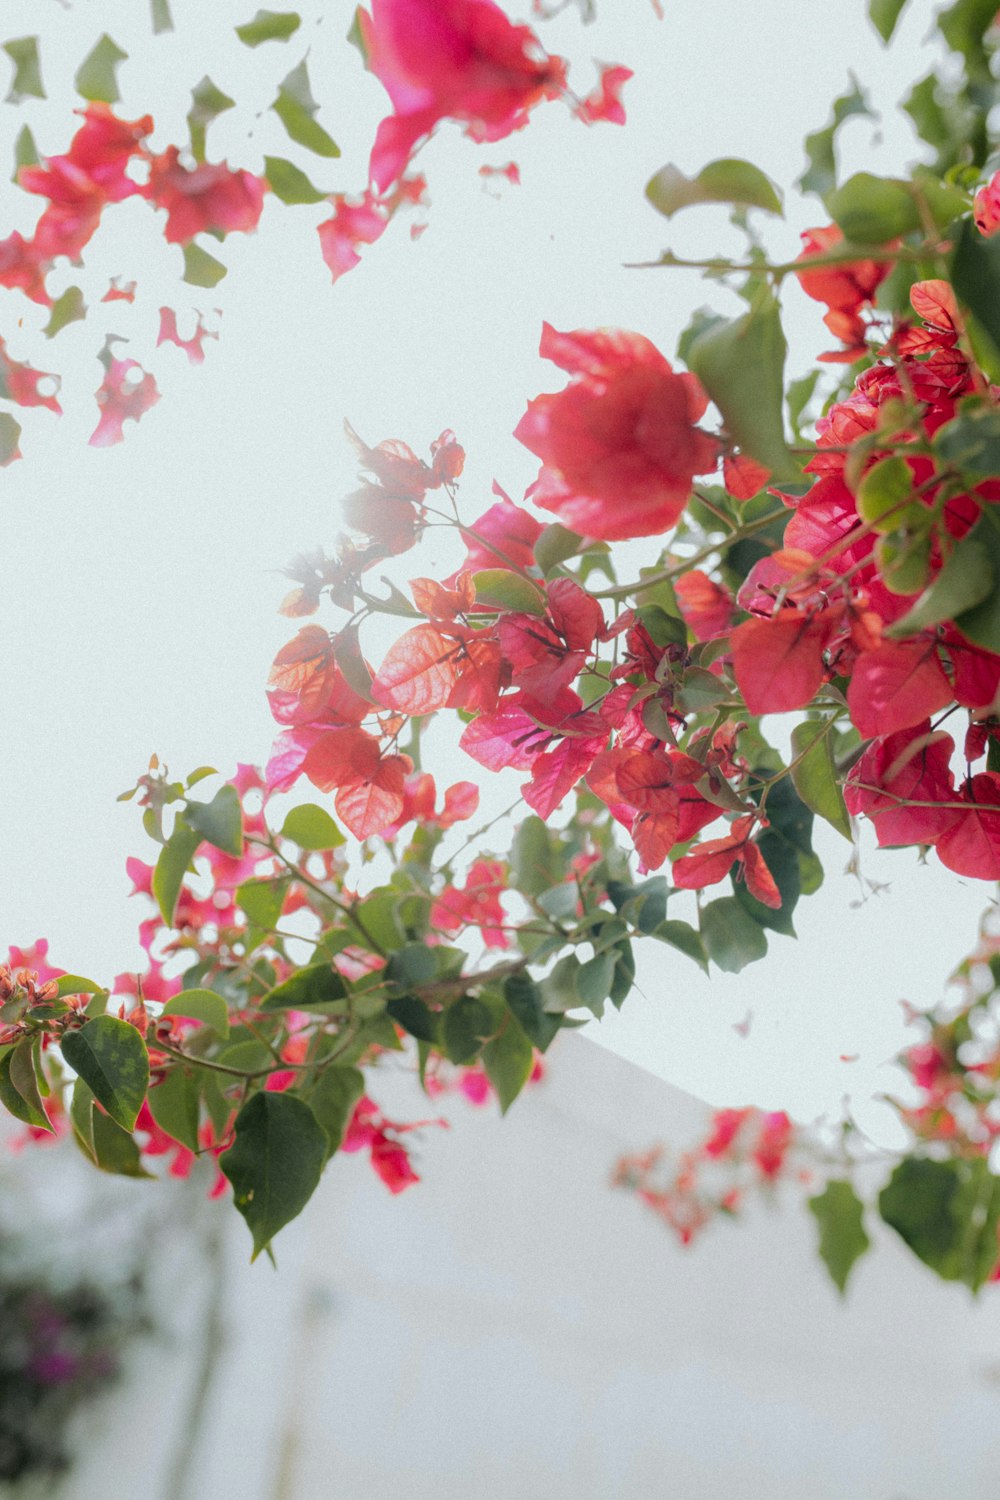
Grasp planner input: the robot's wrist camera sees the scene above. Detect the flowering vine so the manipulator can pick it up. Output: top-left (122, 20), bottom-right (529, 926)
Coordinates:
top-left (7, 0), bottom-right (1000, 1295)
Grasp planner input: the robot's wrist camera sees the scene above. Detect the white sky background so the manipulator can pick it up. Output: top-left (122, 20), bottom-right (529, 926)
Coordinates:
top-left (0, 0), bottom-right (993, 1136)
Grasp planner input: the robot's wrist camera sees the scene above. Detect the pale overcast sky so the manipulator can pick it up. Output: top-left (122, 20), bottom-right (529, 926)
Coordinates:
top-left (0, 0), bottom-right (990, 1135)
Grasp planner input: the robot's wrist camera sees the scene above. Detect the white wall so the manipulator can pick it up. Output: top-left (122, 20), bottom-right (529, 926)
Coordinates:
top-left (20, 1034), bottom-right (998, 1500)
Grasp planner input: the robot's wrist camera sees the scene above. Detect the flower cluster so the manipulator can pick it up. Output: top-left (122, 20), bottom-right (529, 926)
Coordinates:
top-left (613, 1108), bottom-right (800, 1246)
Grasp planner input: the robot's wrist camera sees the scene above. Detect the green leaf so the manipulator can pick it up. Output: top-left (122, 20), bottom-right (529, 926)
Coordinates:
top-left (182, 241), bottom-right (227, 288)
top-left (74, 34), bottom-right (128, 104)
top-left (91, 1109), bottom-right (152, 1177)
top-left (576, 952), bottom-right (617, 1010)
top-left (187, 765), bottom-right (218, 788)
top-left (687, 284), bottom-right (795, 478)
top-left (71, 1078), bottom-right (96, 1160)
top-left (903, 74), bottom-right (950, 153)
top-left (280, 803), bottom-right (345, 850)
top-left (385, 943), bottom-right (437, 995)
top-left (472, 568), bottom-right (547, 615)
top-left (503, 973), bottom-right (560, 1050)
top-left (236, 9), bottom-right (302, 45)
top-left (607, 876), bottom-right (669, 934)
top-left (12, 124), bottom-right (38, 179)
top-left (888, 521), bottom-right (995, 638)
top-left (188, 76), bottom-right (235, 163)
top-left (938, 0), bottom-right (1000, 61)
top-left (55, 974), bottom-right (106, 998)
top-left (646, 157), bottom-right (782, 219)
top-left (856, 455), bottom-right (918, 531)
top-left (44, 286), bottom-right (86, 338)
top-left (638, 604), bottom-right (687, 648)
top-left (304, 1065), bottom-right (364, 1162)
top-left (650, 919), bottom-right (709, 973)
top-left (483, 1019), bottom-right (534, 1114)
top-left (511, 817), bottom-right (560, 897)
top-left (185, 784), bottom-right (243, 857)
top-left (162, 988), bottom-right (231, 1037)
top-left (536, 882), bottom-right (579, 920)
top-left (700, 898), bottom-right (768, 972)
top-left (3, 37), bottom-right (44, 103)
top-left (934, 398), bottom-right (1000, 477)
top-left (786, 369), bottom-right (821, 441)
top-left (236, 876), bottom-right (289, 932)
top-left (798, 75), bottom-right (874, 198)
top-left (259, 963), bottom-right (348, 1011)
top-left (534, 523), bottom-right (585, 576)
top-left (152, 816), bottom-right (200, 925)
top-left (386, 995), bottom-right (440, 1043)
top-left (264, 154), bottom-right (329, 204)
top-left (790, 722), bottom-right (852, 841)
top-left (0, 413), bottom-right (22, 467)
top-left (221, 1091), bottom-right (328, 1258)
top-left (945, 512), bottom-right (1000, 653)
top-left (61, 1017), bottom-right (149, 1133)
top-left (218, 1039), bottom-right (273, 1073)
top-left (0, 1043), bottom-right (51, 1131)
top-left (442, 995), bottom-right (492, 1064)
top-left (609, 936), bottom-right (636, 1007)
top-left (539, 954), bottom-right (583, 1012)
top-left (869, 0), bottom-right (910, 42)
top-left (146, 1067), bottom-right (200, 1152)
top-left (808, 1180), bottom-right (871, 1293)
top-left (272, 59), bottom-right (341, 158)
top-left (879, 1155), bottom-right (1000, 1291)
top-left (675, 666), bottom-right (731, 715)
top-left (151, 0), bottom-right (175, 34)
top-left (826, 172), bottom-right (920, 243)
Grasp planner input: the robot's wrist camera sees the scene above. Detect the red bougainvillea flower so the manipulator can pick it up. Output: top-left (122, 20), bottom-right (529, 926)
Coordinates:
top-left (358, 0), bottom-right (569, 190)
top-left (342, 1094), bottom-right (446, 1193)
top-left (431, 857), bottom-right (510, 947)
top-left (794, 224), bottom-right (891, 311)
top-left (794, 224), bottom-right (893, 358)
top-left (19, 104), bottom-right (152, 260)
top-left (672, 815), bottom-right (782, 908)
top-left (974, 171), bottom-right (1000, 236)
top-left (448, 484), bottom-right (543, 577)
top-left (573, 63), bottom-right (633, 125)
top-left (0, 339), bottom-right (61, 413)
top-left (6, 941), bottom-right (64, 986)
top-left (103, 275), bottom-right (137, 304)
top-left (156, 308), bottom-right (217, 365)
top-left (0, 231), bottom-right (51, 305)
top-left (752, 1111), bottom-right (793, 1178)
top-left (318, 173), bottom-right (427, 282)
top-left (844, 722), bottom-right (960, 849)
top-left (515, 324), bottom-right (718, 540)
top-left (145, 148), bottom-right (265, 243)
top-left (89, 358), bottom-right (160, 447)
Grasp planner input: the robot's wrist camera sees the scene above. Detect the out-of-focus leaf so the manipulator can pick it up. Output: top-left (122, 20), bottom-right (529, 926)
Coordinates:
top-left (74, 34), bottom-right (128, 104)
top-left (3, 36), bottom-right (44, 103)
top-left (44, 286), bottom-right (86, 338)
top-left (182, 241), bottom-right (227, 288)
top-left (272, 60), bottom-right (340, 157)
top-left (188, 76), bottom-right (235, 162)
top-left (162, 989), bottom-right (231, 1037)
top-left (264, 154), bottom-right (328, 204)
top-left (809, 1179), bottom-right (871, 1293)
top-left (647, 157), bottom-right (782, 219)
top-left (688, 283), bottom-right (795, 477)
top-left (236, 10), bottom-right (302, 46)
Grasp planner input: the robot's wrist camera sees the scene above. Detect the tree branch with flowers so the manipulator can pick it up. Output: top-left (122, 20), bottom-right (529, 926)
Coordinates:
top-left (5, 0), bottom-right (1000, 1291)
